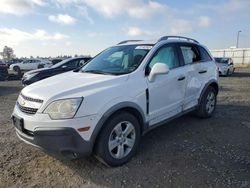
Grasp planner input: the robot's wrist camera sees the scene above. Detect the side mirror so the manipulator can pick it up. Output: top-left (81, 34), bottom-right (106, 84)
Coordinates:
top-left (62, 65), bottom-right (67, 69)
top-left (148, 63), bottom-right (169, 82)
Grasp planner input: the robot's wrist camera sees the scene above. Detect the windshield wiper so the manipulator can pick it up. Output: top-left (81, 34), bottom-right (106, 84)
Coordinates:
top-left (83, 70), bottom-right (115, 75)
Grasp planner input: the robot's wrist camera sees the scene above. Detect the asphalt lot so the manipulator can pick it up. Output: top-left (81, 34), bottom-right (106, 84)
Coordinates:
top-left (0, 69), bottom-right (250, 188)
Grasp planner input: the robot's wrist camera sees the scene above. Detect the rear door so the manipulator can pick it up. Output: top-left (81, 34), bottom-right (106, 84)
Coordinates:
top-left (146, 44), bottom-right (187, 126)
top-left (178, 44), bottom-right (213, 110)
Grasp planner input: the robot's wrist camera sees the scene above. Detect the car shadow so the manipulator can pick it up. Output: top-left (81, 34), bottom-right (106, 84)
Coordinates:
top-left (230, 71), bottom-right (250, 78)
top-left (60, 104), bottom-right (250, 187)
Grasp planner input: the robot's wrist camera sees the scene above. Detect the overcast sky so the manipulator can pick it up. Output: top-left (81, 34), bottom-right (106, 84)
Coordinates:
top-left (0, 0), bottom-right (249, 57)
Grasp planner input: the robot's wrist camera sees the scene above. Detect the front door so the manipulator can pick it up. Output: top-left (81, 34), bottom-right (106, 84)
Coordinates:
top-left (146, 44), bottom-right (187, 126)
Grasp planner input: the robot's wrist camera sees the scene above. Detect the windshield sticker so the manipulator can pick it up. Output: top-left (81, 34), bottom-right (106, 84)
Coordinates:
top-left (135, 46), bottom-right (152, 50)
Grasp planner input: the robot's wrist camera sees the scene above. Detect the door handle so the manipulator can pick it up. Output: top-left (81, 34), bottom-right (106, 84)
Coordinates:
top-left (178, 76), bottom-right (186, 81)
top-left (199, 70), bottom-right (207, 74)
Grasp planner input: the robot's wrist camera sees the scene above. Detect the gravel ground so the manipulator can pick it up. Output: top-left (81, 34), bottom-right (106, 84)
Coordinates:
top-left (0, 69), bottom-right (250, 188)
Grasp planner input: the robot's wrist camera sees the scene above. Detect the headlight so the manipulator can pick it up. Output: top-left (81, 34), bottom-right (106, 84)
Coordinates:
top-left (44, 98), bottom-right (83, 120)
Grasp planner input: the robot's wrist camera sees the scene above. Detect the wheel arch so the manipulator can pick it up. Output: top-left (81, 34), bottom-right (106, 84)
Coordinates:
top-left (198, 79), bottom-right (219, 105)
top-left (90, 102), bottom-right (146, 150)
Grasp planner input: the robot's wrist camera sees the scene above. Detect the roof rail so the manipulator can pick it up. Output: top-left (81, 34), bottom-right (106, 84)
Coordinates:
top-left (117, 40), bottom-right (143, 45)
top-left (158, 36), bottom-right (199, 43)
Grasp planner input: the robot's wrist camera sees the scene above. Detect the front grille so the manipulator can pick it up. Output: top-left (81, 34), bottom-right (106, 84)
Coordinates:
top-left (20, 93), bottom-right (43, 103)
top-left (18, 102), bottom-right (38, 115)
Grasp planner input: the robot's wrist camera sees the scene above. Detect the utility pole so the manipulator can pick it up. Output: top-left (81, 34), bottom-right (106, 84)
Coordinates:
top-left (236, 30), bottom-right (242, 48)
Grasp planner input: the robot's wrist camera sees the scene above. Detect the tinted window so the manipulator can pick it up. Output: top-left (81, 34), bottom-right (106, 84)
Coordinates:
top-left (180, 45), bottom-right (200, 65)
top-left (60, 59), bottom-right (79, 69)
top-left (198, 46), bottom-right (212, 61)
top-left (148, 46), bottom-right (179, 70)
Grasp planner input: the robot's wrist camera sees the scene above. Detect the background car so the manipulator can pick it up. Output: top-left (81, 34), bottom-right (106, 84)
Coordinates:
top-left (22, 56), bottom-right (91, 85)
top-left (214, 57), bottom-right (235, 76)
top-left (9, 59), bottom-right (52, 73)
top-left (5, 59), bottom-right (23, 68)
top-left (0, 60), bottom-right (8, 81)
top-left (51, 58), bottom-right (63, 65)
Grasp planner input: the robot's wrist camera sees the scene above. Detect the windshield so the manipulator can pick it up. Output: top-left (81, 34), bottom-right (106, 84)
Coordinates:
top-left (215, 58), bottom-right (229, 64)
top-left (81, 45), bottom-right (152, 75)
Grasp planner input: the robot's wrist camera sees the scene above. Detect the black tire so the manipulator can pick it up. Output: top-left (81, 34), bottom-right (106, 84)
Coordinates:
top-left (38, 64), bottom-right (44, 69)
top-left (196, 86), bottom-right (217, 118)
top-left (226, 69), bottom-right (229, 76)
top-left (13, 66), bottom-right (20, 72)
top-left (95, 112), bottom-right (141, 167)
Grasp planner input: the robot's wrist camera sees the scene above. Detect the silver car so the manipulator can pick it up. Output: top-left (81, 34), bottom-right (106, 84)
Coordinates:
top-left (215, 57), bottom-right (235, 76)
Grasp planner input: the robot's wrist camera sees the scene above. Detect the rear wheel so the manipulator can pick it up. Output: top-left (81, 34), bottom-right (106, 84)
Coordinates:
top-left (95, 112), bottom-right (141, 167)
top-left (38, 64), bottom-right (44, 69)
top-left (196, 86), bottom-right (217, 118)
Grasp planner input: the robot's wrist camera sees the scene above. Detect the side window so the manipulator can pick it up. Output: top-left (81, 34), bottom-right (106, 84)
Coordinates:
top-left (79, 59), bottom-right (86, 67)
top-left (198, 46), bottom-right (212, 62)
top-left (180, 45), bottom-right (201, 65)
top-left (61, 59), bottom-right (79, 69)
top-left (148, 46), bottom-right (179, 70)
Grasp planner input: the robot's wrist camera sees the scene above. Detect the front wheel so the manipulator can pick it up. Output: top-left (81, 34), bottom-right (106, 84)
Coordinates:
top-left (196, 86), bottom-right (217, 118)
top-left (13, 66), bottom-right (20, 72)
top-left (95, 112), bottom-right (141, 167)
top-left (37, 64), bottom-right (44, 69)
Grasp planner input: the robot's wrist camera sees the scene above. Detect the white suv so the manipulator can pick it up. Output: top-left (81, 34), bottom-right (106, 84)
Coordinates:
top-left (12, 36), bottom-right (218, 166)
top-left (9, 59), bottom-right (52, 72)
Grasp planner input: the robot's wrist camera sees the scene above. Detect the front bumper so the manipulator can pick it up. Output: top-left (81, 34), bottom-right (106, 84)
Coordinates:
top-left (218, 67), bottom-right (228, 75)
top-left (15, 126), bottom-right (93, 159)
top-left (12, 103), bottom-right (97, 159)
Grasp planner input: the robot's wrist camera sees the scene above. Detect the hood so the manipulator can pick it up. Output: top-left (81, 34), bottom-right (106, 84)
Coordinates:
top-left (21, 71), bottom-right (128, 102)
top-left (216, 62), bottom-right (228, 67)
top-left (24, 67), bottom-right (49, 75)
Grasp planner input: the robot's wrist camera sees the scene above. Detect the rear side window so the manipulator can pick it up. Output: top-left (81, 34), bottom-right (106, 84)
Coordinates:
top-left (180, 45), bottom-right (201, 65)
top-left (198, 46), bottom-right (212, 62)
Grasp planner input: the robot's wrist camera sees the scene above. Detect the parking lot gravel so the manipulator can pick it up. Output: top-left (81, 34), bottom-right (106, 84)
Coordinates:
top-left (0, 69), bottom-right (250, 188)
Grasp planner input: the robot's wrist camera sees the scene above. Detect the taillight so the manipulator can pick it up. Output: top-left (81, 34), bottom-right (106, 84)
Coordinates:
top-left (0, 64), bottom-right (7, 68)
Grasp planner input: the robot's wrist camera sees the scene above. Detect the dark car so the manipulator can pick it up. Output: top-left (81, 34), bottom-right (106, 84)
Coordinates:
top-left (0, 60), bottom-right (8, 81)
top-left (51, 58), bottom-right (63, 65)
top-left (22, 56), bottom-right (91, 85)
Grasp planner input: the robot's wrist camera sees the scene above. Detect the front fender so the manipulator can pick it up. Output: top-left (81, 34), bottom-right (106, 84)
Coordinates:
top-left (89, 100), bottom-right (146, 145)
